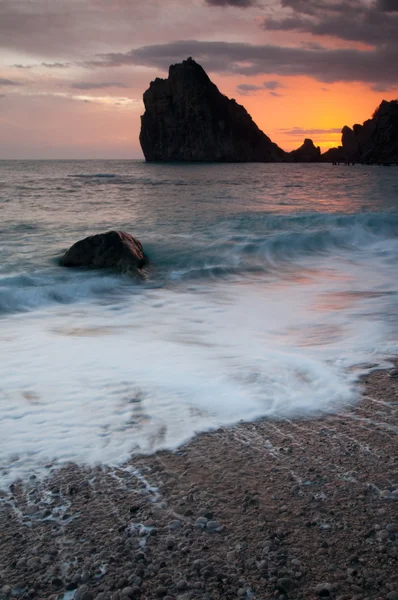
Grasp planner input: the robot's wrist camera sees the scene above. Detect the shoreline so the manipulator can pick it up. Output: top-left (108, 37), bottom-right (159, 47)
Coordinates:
top-left (0, 367), bottom-right (397, 600)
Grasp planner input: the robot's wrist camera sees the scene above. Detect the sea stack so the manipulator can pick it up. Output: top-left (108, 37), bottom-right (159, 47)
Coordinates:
top-left (139, 57), bottom-right (286, 162)
top-left (289, 138), bottom-right (321, 163)
top-left (322, 100), bottom-right (398, 163)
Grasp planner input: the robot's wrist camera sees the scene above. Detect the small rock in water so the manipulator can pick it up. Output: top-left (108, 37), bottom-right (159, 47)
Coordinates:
top-left (388, 368), bottom-right (398, 378)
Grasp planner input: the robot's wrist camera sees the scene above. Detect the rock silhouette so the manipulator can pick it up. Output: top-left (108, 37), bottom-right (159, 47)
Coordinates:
top-left (323, 100), bottom-right (398, 163)
top-left (140, 57), bottom-right (286, 163)
top-left (289, 138), bottom-right (321, 162)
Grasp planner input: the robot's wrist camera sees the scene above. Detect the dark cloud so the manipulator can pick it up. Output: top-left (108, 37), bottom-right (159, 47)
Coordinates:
top-left (236, 83), bottom-right (263, 94)
top-left (97, 39), bottom-right (398, 87)
top-left (376, 0), bottom-right (398, 11)
top-left (263, 80), bottom-right (282, 89)
top-left (269, 91), bottom-right (282, 97)
top-left (205, 0), bottom-right (255, 6)
top-left (70, 81), bottom-right (129, 90)
top-left (42, 62), bottom-right (71, 69)
top-left (264, 0), bottom-right (398, 47)
top-left (0, 78), bottom-right (20, 86)
top-left (371, 83), bottom-right (397, 92)
top-left (13, 62), bottom-right (71, 69)
top-left (280, 127), bottom-right (341, 135)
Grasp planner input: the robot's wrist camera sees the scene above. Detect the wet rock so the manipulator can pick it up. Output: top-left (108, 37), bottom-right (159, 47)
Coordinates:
top-left (168, 520), bottom-right (181, 531)
top-left (60, 231), bottom-right (148, 275)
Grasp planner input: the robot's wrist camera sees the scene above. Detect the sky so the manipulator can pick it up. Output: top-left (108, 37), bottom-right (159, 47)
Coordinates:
top-left (0, 0), bottom-right (397, 159)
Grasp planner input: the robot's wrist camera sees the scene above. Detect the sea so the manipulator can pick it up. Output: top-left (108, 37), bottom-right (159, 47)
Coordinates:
top-left (1, 160), bottom-right (398, 487)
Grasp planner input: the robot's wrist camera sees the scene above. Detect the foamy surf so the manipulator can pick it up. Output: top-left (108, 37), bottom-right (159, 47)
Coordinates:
top-left (0, 256), bottom-right (396, 487)
top-left (1, 160), bottom-right (398, 487)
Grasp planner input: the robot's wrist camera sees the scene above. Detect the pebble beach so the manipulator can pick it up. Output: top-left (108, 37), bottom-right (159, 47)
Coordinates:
top-left (1, 367), bottom-right (397, 600)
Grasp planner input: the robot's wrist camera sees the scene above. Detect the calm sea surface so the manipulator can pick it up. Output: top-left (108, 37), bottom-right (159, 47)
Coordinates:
top-left (1, 160), bottom-right (398, 485)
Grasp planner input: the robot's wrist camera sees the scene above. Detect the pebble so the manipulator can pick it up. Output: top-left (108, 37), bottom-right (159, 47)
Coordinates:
top-left (0, 586), bottom-right (11, 596)
top-left (25, 504), bottom-right (39, 515)
top-left (156, 586), bottom-right (168, 597)
top-left (177, 580), bottom-right (188, 591)
top-left (380, 489), bottom-right (392, 498)
top-left (277, 578), bottom-right (296, 592)
top-left (387, 594), bottom-right (398, 600)
top-left (177, 594), bottom-right (191, 600)
top-left (121, 588), bottom-right (135, 598)
top-left (76, 585), bottom-right (89, 599)
top-left (193, 559), bottom-right (206, 571)
top-left (195, 517), bottom-right (208, 529)
top-left (206, 520), bottom-right (222, 532)
top-left (165, 536), bottom-right (176, 549)
top-left (315, 582), bottom-right (333, 596)
top-left (168, 520), bottom-right (181, 531)
top-left (291, 559), bottom-right (301, 567)
top-left (81, 593), bottom-right (94, 600)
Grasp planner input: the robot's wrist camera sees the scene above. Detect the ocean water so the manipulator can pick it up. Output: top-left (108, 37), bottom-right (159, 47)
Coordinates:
top-left (1, 160), bottom-right (398, 486)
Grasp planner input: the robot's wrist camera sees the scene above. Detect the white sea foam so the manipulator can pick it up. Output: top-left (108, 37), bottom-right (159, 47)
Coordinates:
top-left (0, 252), bottom-right (396, 487)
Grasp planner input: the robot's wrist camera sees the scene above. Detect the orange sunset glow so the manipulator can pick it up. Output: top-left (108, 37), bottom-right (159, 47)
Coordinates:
top-left (0, 0), bottom-right (397, 158)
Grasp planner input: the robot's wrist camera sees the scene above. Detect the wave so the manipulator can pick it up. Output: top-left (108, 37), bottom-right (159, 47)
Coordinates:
top-left (69, 173), bottom-right (116, 179)
top-left (2, 212), bottom-right (398, 314)
top-left (0, 270), bottom-right (135, 315)
top-left (162, 212), bottom-right (398, 280)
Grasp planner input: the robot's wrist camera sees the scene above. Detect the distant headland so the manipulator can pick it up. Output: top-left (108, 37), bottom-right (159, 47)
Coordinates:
top-left (139, 57), bottom-right (398, 164)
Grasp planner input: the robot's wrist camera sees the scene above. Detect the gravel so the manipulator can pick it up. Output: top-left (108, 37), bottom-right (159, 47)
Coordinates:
top-left (0, 365), bottom-right (397, 600)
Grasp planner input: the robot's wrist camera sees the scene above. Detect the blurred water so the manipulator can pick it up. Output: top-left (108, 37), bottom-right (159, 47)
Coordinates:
top-left (1, 160), bottom-right (398, 485)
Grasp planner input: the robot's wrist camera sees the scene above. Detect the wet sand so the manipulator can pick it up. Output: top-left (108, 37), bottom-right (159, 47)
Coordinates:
top-left (0, 368), bottom-right (397, 600)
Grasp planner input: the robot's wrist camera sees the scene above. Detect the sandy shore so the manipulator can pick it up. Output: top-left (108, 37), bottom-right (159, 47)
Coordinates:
top-left (0, 368), bottom-right (397, 600)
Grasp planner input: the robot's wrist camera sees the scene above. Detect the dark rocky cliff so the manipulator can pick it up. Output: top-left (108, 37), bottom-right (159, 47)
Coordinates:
top-left (139, 58), bottom-right (286, 163)
top-left (289, 138), bottom-right (321, 163)
top-left (322, 100), bottom-right (398, 163)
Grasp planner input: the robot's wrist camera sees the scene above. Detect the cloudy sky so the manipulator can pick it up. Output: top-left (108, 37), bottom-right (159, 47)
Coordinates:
top-left (0, 0), bottom-right (397, 158)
